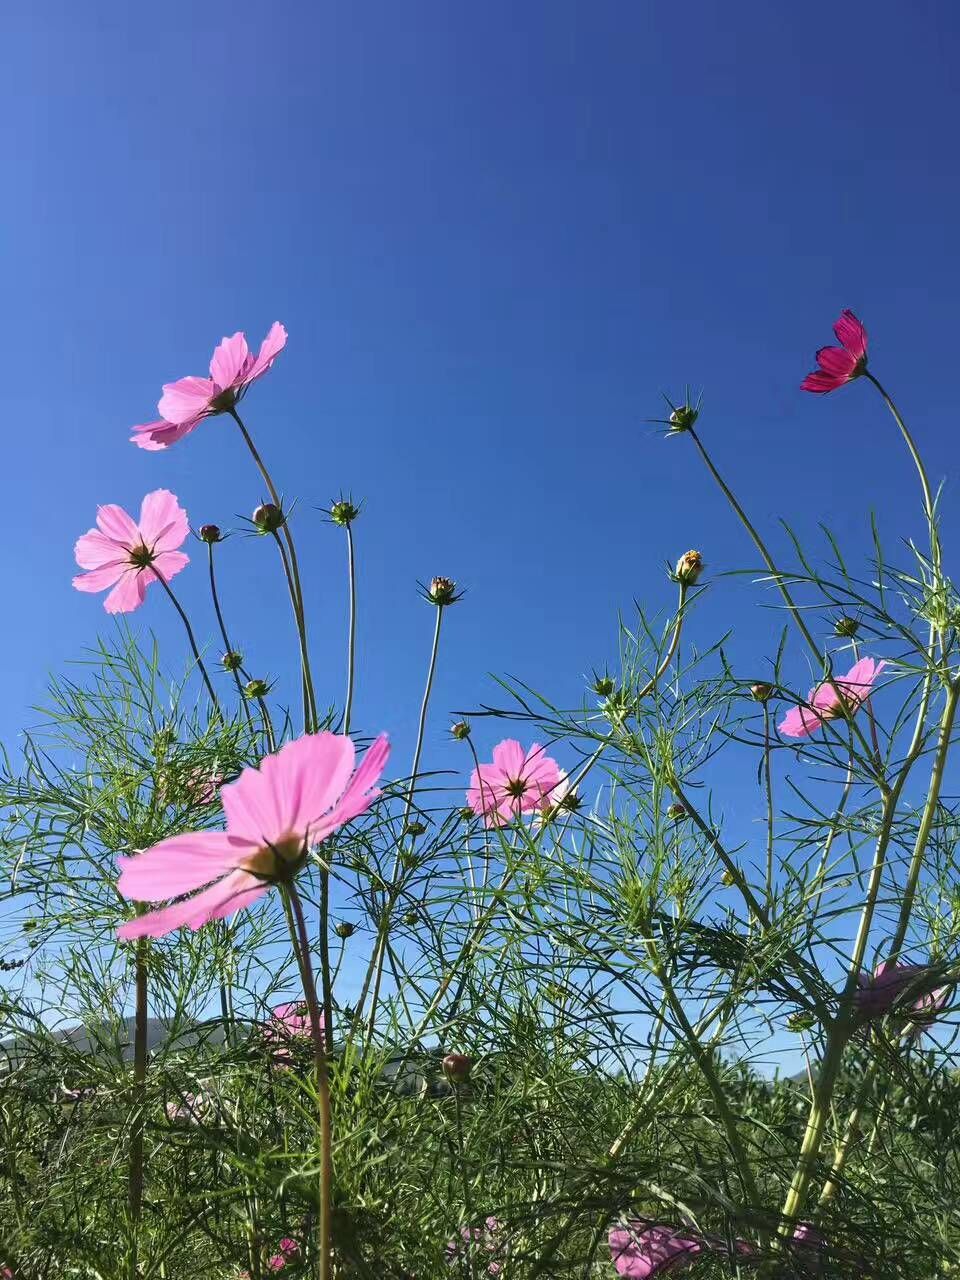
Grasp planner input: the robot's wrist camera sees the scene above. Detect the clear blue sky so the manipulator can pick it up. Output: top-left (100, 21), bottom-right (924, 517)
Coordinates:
top-left (5, 3), bottom-right (960, 911)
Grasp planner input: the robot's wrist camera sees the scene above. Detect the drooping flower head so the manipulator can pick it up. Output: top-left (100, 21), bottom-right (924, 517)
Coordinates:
top-left (467, 740), bottom-right (564, 828)
top-left (778, 657), bottom-right (885, 739)
top-left (854, 960), bottom-right (948, 1025)
top-left (801, 310), bottom-right (868, 394)
top-left (116, 732), bottom-right (389, 939)
top-left (73, 489), bottom-right (190, 614)
top-left (131, 322), bottom-right (287, 450)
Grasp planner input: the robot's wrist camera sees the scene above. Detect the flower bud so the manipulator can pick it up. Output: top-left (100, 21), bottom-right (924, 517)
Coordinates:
top-left (458, 806), bottom-right (476, 821)
top-left (674, 550), bottom-right (703, 586)
top-left (787, 1011), bottom-right (816, 1033)
top-left (667, 802), bottom-right (687, 822)
top-left (427, 576), bottom-right (459, 606)
top-left (335, 922), bottom-right (356, 939)
top-left (330, 499), bottom-right (360, 527)
top-left (592, 675), bottom-right (615, 698)
top-left (199, 524), bottom-right (223, 543)
top-left (834, 616), bottom-right (860, 638)
top-left (721, 868), bottom-right (737, 886)
top-left (668, 404), bottom-right (698, 432)
top-left (404, 821), bottom-right (427, 837)
top-left (403, 910), bottom-right (418, 926)
top-left (244, 678), bottom-right (270, 699)
top-left (750, 682), bottom-right (773, 703)
top-left (442, 1053), bottom-right (472, 1084)
top-left (222, 651), bottom-right (244, 672)
top-left (451, 720), bottom-right (471, 741)
top-left (252, 503), bottom-right (285, 534)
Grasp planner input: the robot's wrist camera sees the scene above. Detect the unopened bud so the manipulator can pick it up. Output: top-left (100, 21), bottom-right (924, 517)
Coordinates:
top-left (442, 1053), bottom-right (472, 1084)
top-left (335, 922), bottom-right (356, 939)
top-left (675, 550), bottom-right (703, 586)
top-left (405, 821), bottom-right (427, 837)
top-left (244, 678), bottom-right (270, 699)
top-left (252, 503), bottom-right (285, 534)
top-left (668, 404), bottom-right (698, 433)
top-left (459, 806), bottom-right (476, 821)
top-left (222, 651), bottom-right (243, 672)
top-left (330, 499), bottom-right (360, 527)
top-left (721, 868), bottom-right (737, 886)
top-left (403, 910), bottom-right (418, 926)
top-left (428, 576), bottom-right (459, 606)
top-left (667, 802), bottom-right (687, 822)
top-left (592, 675), bottom-right (615, 698)
top-left (451, 720), bottom-right (471, 741)
top-left (834, 616), bottom-right (860, 638)
top-left (751, 682), bottom-right (773, 703)
top-left (787, 1011), bottom-right (816, 1033)
top-left (199, 524), bottom-right (223, 543)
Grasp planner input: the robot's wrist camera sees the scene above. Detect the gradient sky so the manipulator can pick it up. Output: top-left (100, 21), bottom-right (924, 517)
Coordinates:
top-left (5, 1), bottom-right (960, 1062)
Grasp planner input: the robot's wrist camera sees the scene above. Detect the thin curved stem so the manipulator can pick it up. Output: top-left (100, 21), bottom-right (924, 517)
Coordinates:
top-left (343, 523), bottom-right (357, 735)
top-left (126, 938), bottom-right (149, 1280)
top-left (206, 542), bottom-right (255, 731)
top-left (151, 569), bottom-right (221, 718)
top-left (271, 530), bottom-right (318, 733)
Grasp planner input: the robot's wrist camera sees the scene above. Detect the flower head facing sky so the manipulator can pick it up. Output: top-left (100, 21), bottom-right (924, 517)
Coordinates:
top-left (467, 739), bottom-right (564, 827)
top-left (73, 489), bottom-right (189, 614)
top-left (131, 322), bottom-right (287, 450)
top-left (778, 657), bottom-right (885, 739)
top-left (116, 732), bottom-right (389, 939)
top-left (801, 309), bottom-right (868, 394)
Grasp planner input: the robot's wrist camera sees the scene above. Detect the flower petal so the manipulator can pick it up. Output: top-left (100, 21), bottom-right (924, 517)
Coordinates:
top-left (130, 417), bottom-right (204, 450)
top-left (245, 321), bottom-right (288, 383)
top-left (117, 869), bottom-right (268, 939)
top-left (95, 504), bottom-right (138, 546)
top-left (118, 832), bottom-right (249, 900)
top-left (103, 569), bottom-right (148, 614)
top-left (833, 309), bottom-right (867, 361)
top-left (75, 529), bottom-right (127, 571)
top-left (778, 705), bottom-right (823, 738)
top-left (815, 345), bottom-right (858, 379)
top-left (491, 739), bottom-right (526, 777)
top-left (312, 733), bottom-right (390, 837)
top-left (72, 562), bottom-right (125, 593)
top-left (138, 489), bottom-right (189, 551)
top-left (148, 550), bottom-right (189, 584)
top-left (209, 331), bottom-right (252, 390)
top-left (158, 376), bottom-right (215, 425)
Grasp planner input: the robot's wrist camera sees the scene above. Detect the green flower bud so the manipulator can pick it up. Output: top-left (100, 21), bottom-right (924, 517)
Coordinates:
top-left (243, 678), bottom-right (270, 699)
top-left (427, 576), bottom-right (459, 606)
top-left (451, 720), bottom-right (471, 740)
top-left (751, 682), bottom-right (773, 703)
top-left (668, 404), bottom-right (698, 432)
top-left (335, 922), bottom-right (356, 939)
top-left (787, 1011), bottom-right (816, 1033)
top-left (667, 802), bottom-right (687, 822)
top-left (222, 651), bottom-right (244, 672)
top-left (834, 616), bottom-right (860, 638)
top-left (198, 524), bottom-right (223, 543)
top-left (442, 1053), bottom-right (472, 1084)
top-left (330, 499), bottom-right (360, 527)
top-left (252, 503), bottom-right (285, 534)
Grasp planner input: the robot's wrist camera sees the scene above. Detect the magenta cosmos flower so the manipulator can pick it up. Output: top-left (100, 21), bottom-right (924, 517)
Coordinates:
top-left (467, 740), bottom-right (564, 828)
top-left (130, 322), bottom-right (287, 451)
top-left (778, 657), bottom-right (885, 739)
top-left (609, 1224), bottom-right (824, 1277)
top-left (855, 961), bottom-right (947, 1024)
top-left (262, 1001), bottom-right (322, 1067)
top-left (267, 1238), bottom-right (300, 1271)
top-left (116, 732), bottom-right (389, 939)
top-left (801, 310), bottom-right (868, 394)
top-left (73, 489), bottom-right (189, 614)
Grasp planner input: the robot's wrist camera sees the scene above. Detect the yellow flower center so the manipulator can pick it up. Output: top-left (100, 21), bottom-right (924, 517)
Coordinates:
top-left (241, 833), bottom-right (306, 881)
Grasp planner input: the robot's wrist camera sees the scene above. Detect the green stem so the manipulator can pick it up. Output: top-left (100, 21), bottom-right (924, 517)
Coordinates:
top-left (271, 529), bottom-right (318, 733)
top-left (152, 569), bottom-right (221, 717)
top-left (206, 542), bottom-right (255, 732)
top-left (284, 884), bottom-right (333, 1280)
top-left (126, 938), bottom-right (149, 1280)
top-left (343, 523), bottom-right (357, 736)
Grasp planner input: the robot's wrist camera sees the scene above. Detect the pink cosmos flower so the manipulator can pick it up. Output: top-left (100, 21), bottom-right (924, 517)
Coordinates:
top-left (778, 657), bottom-right (885, 739)
top-left (445, 1217), bottom-right (503, 1275)
top-left (267, 1238), bottom-right (300, 1270)
top-left (609, 1224), bottom-right (825, 1277)
top-left (263, 1001), bottom-right (322, 1067)
top-left (854, 961), bottom-right (948, 1024)
top-left (467, 740), bottom-right (564, 828)
top-left (72, 490), bottom-right (190, 614)
top-left (116, 732), bottom-right (389, 940)
top-left (801, 310), bottom-right (868, 394)
top-left (131, 322), bottom-right (287, 450)
top-left (165, 1091), bottom-right (208, 1123)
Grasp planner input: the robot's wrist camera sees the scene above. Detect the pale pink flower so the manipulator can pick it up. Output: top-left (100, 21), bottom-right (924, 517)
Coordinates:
top-left (801, 310), bottom-right (868, 394)
top-left (467, 740), bottom-right (563, 828)
top-left (116, 732), bottom-right (389, 939)
top-left (131, 322), bottom-right (287, 450)
top-left (854, 961), bottom-right (948, 1025)
top-left (72, 489), bottom-right (189, 614)
top-left (445, 1217), bottom-right (503, 1274)
top-left (609, 1223), bottom-right (821, 1277)
top-left (263, 1001), bottom-right (321, 1067)
top-left (165, 1091), bottom-right (207, 1123)
top-left (267, 1238), bottom-right (300, 1270)
top-left (778, 657), bottom-right (885, 739)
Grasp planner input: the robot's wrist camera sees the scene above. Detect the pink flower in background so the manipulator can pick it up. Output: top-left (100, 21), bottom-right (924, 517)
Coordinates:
top-left (801, 309), bottom-right (868, 394)
top-left (855, 961), bottom-right (948, 1024)
top-left (467, 740), bottom-right (564, 827)
top-left (609, 1225), bottom-right (703, 1277)
top-left (267, 1238), bottom-right (300, 1270)
top-left (72, 489), bottom-right (189, 614)
top-left (165, 1091), bottom-right (208, 1123)
top-left (445, 1216), bottom-right (503, 1275)
top-left (263, 1001), bottom-right (321, 1067)
top-left (116, 732), bottom-right (389, 939)
top-left (778, 657), bottom-right (885, 739)
top-left (131, 322), bottom-right (287, 450)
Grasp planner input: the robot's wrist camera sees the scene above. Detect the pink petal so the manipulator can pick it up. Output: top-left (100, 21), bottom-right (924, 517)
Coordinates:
top-left (148, 550), bottom-right (190, 584)
top-left (245, 321), bottom-right (288, 383)
top-left (118, 832), bottom-right (249, 900)
top-left (158, 376), bottom-right (215, 425)
top-left (117, 870), bottom-right (268, 939)
top-left (801, 370), bottom-right (845, 394)
top-left (75, 529), bottom-right (127, 571)
top-left (778, 705), bottom-right (823, 739)
top-left (312, 733), bottom-right (390, 837)
top-left (138, 489), bottom-right (189, 551)
top-left (209, 331), bottom-right (252, 390)
top-left (609, 1225), bottom-right (702, 1278)
top-left (95, 503), bottom-right (139, 546)
top-left (834, 309), bottom-right (867, 361)
top-left (103, 569), bottom-right (148, 614)
top-left (491, 739), bottom-right (526, 777)
top-left (815, 345), bottom-right (858, 379)
top-left (130, 417), bottom-right (204, 450)
top-left (72, 563), bottom-right (125, 593)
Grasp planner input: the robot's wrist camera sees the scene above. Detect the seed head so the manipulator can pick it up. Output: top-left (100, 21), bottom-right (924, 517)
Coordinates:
top-left (667, 802), bottom-right (687, 822)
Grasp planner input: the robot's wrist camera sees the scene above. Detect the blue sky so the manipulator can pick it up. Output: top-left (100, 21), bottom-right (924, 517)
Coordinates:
top-left (5, 2), bottom-right (960, 1057)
